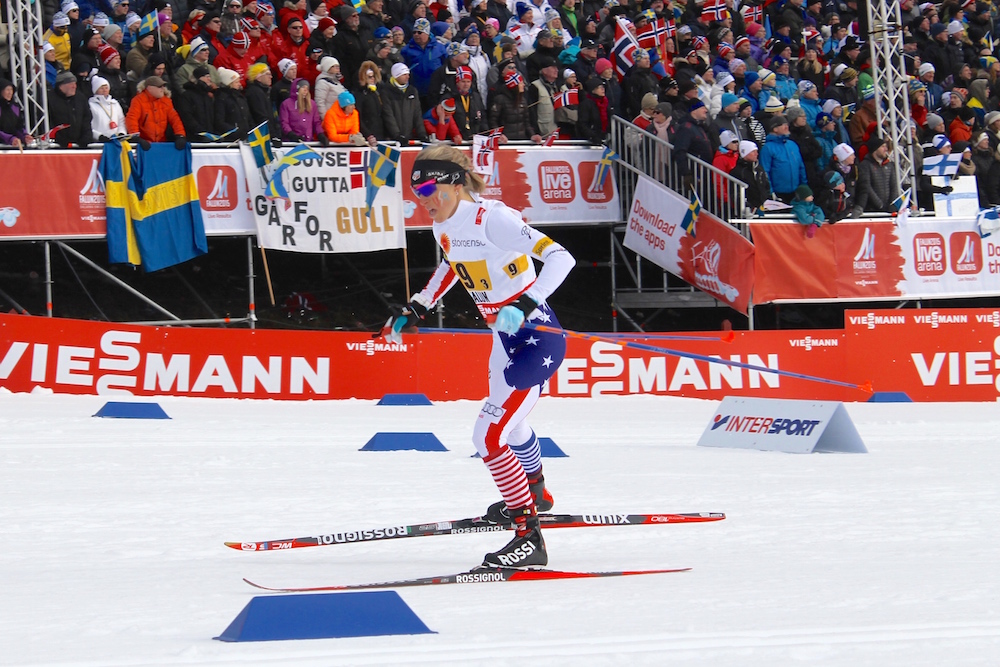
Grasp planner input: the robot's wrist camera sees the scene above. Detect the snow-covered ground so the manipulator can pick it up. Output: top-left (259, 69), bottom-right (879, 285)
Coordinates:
top-left (2, 391), bottom-right (998, 666)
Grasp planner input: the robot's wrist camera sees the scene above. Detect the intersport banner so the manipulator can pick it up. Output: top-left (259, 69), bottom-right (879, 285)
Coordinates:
top-left (10, 308), bottom-right (1000, 402)
top-left (622, 175), bottom-right (755, 314)
top-left (399, 146), bottom-right (620, 229)
top-left (753, 218), bottom-right (1000, 302)
top-left (238, 144), bottom-right (405, 253)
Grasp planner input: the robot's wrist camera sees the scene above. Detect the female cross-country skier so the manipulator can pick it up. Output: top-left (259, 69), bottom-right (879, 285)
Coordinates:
top-left (379, 144), bottom-right (575, 569)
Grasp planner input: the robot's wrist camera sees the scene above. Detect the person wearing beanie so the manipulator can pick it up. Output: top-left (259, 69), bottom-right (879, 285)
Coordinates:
top-left (195, 10), bottom-right (226, 65)
top-left (787, 105), bottom-right (824, 188)
top-left (400, 15), bottom-right (447, 107)
top-left (88, 75), bottom-right (126, 141)
top-left (816, 169), bottom-right (851, 223)
top-left (173, 38), bottom-right (221, 96)
top-left (48, 69), bottom-right (94, 148)
top-left (95, 43), bottom-right (130, 113)
top-left (730, 139), bottom-right (772, 213)
top-left (214, 32), bottom-right (258, 86)
top-left (814, 112), bottom-right (840, 171)
top-left (632, 92), bottom-right (659, 131)
top-left (0, 78), bottom-right (31, 148)
top-left (577, 76), bottom-right (609, 144)
top-left (792, 183), bottom-right (826, 237)
top-left (279, 77), bottom-right (328, 144)
top-left (212, 67), bottom-right (254, 140)
top-left (738, 95), bottom-right (767, 144)
top-left (126, 76), bottom-right (186, 147)
top-left (849, 84), bottom-right (879, 148)
top-left (44, 12), bottom-right (74, 72)
top-left (175, 64), bottom-right (219, 139)
top-left (759, 113), bottom-right (807, 202)
top-left (971, 131), bottom-right (995, 204)
top-left (770, 56), bottom-right (796, 102)
top-left (823, 65), bottom-right (859, 110)
top-left (711, 91), bottom-right (744, 143)
top-left (491, 69), bottom-right (542, 142)
top-left (709, 71), bottom-right (736, 119)
top-left (309, 15), bottom-right (337, 56)
top-left (423, 96), bottom-right (463, 143)
top-left (949, 105), bottom-right (976, 145)
top-left (740, 70), bottom-right (763, 114)
top-left (450, 64), bottom-right (487, 140)
top-left (854, 135), bottom-right (899, 216)
top-left (322, 88), bottom-right (367, 144)
top-left (672, 100), bottom-right (715, 191)
top-left (428, 41), bottom-right (472, 110)
top-left (984, 110), bottom-right (1000, 152)
top-left (314, 56), bottom-right (346, 119)
top-left (108, 1), bottom-right (136, 55)
top-left (382, 61), bottom-right (428, 144)
top-left (712, 129), bottom-right (741, 202)
top-left (330, 5), bottom-right (366, 89)
top-left (305, 0), bottom-right (330, 34)
top-left (244, 62), bottom-right (279, 137)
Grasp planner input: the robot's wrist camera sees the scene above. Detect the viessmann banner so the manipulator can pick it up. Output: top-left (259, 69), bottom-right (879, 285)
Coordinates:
top-left (0, 146), bottom-right (619, 242)
top-left (4, 308), bottom-right (1000, 401)
top-left (753, 218), bottom-right (1000, 302)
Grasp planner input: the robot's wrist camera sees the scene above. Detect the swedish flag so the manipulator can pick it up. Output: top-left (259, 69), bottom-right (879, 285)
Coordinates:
top-left (594, 146), bottom-right (617, 191)
top-left (248, 121), bottom-right (275, 168)
top-left (100, 139), bottom-right (208, 272)
top-left (263, 144), bottom-right (322, 200)
top-left (138, 10), bottom-right (159, 38)
top-left (366, 143), bottom-right (400, 211)
top-left (265, 163), bottom-right (292, 200)
top-left (350, 0), bottom-right (367, 10)
top-left (277, 143), bottom-right (322, 168)
top-left (681, 187), bottom-right (701, 238)
top-left (199, 128), bottom-right (238, 143)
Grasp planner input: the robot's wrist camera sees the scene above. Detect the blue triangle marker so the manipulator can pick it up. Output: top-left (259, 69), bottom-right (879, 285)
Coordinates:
top-left (93, 402), bottom-right (170, 419)
top-left (377, 393), bottom-right (433, 406)
top-left (361, 432), bottom-right (448, 451)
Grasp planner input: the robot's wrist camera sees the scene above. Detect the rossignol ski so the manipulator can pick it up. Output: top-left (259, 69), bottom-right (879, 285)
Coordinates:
top-left (226, 512), bottom-right (725, 552)
top-left (243, 566), bottom-right (692, 592)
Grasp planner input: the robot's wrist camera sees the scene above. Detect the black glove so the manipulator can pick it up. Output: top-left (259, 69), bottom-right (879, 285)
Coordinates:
top-left (138, 138), bottom-right (152, 151)
top-left (287, 132), bottom-right (302, 142)
top-left (942, 186), bottom-right (954, 194)
top-left (375, 300), bottom-right (429, 343)
top-left (683, 175), bottom-right (695, 194)
top-left (318, 132), bottom-right (330, 147)
top-left (174, 135), bottom-right (187, 150)
top-left (271, 137), bottom-right (283, 148)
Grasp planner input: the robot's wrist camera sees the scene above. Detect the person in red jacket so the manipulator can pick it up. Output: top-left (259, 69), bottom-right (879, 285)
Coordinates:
top-left (712, 129), bottom-right (740, 202)
top-left (125, 76), bottom-right (187, 147)
top-left (270, 16), bottom-right (312, 82)
top-left (241, 17), bottom-right (271, 63)
top-left (423, 97), bottom-right (463, 144)
top-left (214, 32), bottom-right (259, 84)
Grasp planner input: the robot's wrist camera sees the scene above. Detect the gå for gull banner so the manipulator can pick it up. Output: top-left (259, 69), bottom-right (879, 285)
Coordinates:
top-left (623, 175), bottom-right (755, 314)
top-left (239, 144), bottom-right (405, 253)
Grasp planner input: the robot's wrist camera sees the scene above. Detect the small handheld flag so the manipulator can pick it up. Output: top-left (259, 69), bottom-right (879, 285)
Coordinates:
top-left (681, 188), bottom-right (701, 237)
top-left (366, 142), bottom-right (401, 213)
top-left (199, 128), bottom-right (238, 143)
top-left (248, 121), bottom-right (274, 168)
top-left (594, 146), bottom-right (617, 191)
top-left (552, 88), bottom-right (579, 110)
top-left (922, 153), bottom-right (961, 176)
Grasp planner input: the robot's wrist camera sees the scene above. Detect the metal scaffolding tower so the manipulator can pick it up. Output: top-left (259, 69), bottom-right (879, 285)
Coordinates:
top-left (866, 0), bottom-right (916, 192)
top-left (6, 0), bottom-right (50, 139)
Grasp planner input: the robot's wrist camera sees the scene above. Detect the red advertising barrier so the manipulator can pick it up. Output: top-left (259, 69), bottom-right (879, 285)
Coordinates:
top-left (4, 309), bottom-right (1000, 401)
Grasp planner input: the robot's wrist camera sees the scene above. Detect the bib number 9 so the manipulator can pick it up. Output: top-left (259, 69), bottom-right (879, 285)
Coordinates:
top-left (452, 260), bottom-right (492, 290)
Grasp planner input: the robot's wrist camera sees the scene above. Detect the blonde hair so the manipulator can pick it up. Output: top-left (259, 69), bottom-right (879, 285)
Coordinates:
top-left (296, 85), bottom-right (313, 114)
top-left (417, 144), bottom-right (486, 194)
top-left (358, 59), bottom-right (382, 87)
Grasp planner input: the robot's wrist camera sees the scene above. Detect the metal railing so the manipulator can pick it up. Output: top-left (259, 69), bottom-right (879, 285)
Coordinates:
top-left (609, 116), bottom-right (749, 234)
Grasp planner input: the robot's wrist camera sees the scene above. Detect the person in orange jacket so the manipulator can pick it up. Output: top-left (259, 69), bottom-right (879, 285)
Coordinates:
top-left (126, 76), bottom-right (187, 148)
top-left (322, 90), bottom-right (370, 145)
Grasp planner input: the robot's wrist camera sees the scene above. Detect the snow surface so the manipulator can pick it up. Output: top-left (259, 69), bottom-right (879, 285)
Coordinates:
top-left (2, 391), bottom-right (999, 666)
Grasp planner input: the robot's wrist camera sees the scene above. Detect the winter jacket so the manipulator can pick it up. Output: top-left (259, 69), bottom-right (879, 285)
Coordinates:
top-left (672, 115), bottom-right (714, 176)
top-left (315, 72), bottom-right (347, 119)
top-left (576, 92), bottom-right (607, 144)
top-left (790, 123), bottom-right (824, 187)
top-left (759, 132), bottom-right (807, 194)
top-left (791, 197), bottom-right (825, 226)
top-left (853, 153), bottom-right (899, 215)
top-left (214, 87), bottom-right (254, 140)
top-left (48, 87), bottom-right (94, 147)
top-left (621, 67), bottom-right (659, 120)
top-left (245, 81), bottom-right (279, 138)
top-left (816, 186), bottom-right (851, 223)
top-left (730, 157), bottom-right (773, 211)
top-left (816, 128), bottom-right (838, 172)
top-left (489, 87), bottom-right (536, 141)
top-left (453, 90), bottom-right (488, 140)
top-left (89, 93), bottom-right (127, 141)
top-left (125, 89), bottom-right (185, 143)
top-left (214, 45), bottom-right (261, 85)
top-left (742, 114), bottom-right (767, 145)
top-left (774, 73), bottom-right (797, 102)
top-left (712, 148), bottom-right (740, 202)
top-left (423, 107), bottom-right (463, 142)
top-left (175, 81), bottom-right (217, 138)
top-left (332, 28), bottom-right (368, 87)
top-left (382, 80), bottom-right (427, 143)
top-left (356, 85), bottom-right (388, 140)
top-left (279, 96), bottom-right (325, 141)
top-left (527, 78), bottom-right (560, 137)
top-left (401, 38), bottom-right (447, 97)
top-left (322, 100), bottom-right (361, 143)
top-left (0, 93), bottom-right (27, 145)
top-left (174, 53), bottom-right (221, 92)
top-left (799, 96), bottom-right (823, 129)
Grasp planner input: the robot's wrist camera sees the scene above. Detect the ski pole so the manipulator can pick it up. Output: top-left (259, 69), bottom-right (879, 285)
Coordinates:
top-left (525, 323), bottom-right (873, 394)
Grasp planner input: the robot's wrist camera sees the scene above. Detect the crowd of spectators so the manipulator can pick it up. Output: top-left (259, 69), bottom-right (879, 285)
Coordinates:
top-left (1, 0), bottom-right (999, 221)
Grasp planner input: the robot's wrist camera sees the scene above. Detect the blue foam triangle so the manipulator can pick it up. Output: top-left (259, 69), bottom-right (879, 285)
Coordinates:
top-left (867, 392), bottom-right (913, 403)
top-left (377, 393), bottom-right (433, 406)
top-left (93, 402), bottom-right (170, 419)
top-left (361, 432), bottom-right (448, 451)
top-left (215, 590), bottom-right (435, 642)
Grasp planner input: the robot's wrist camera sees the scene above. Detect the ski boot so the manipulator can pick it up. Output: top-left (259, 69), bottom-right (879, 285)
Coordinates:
top-left (484, 473), bottom-right (553, 523)
top-left (481, 506), bottom-right (547, 569)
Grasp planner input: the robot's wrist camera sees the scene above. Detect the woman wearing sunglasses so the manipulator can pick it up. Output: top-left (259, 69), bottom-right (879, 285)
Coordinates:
top-left (381, 145), bottom-right (575, 570)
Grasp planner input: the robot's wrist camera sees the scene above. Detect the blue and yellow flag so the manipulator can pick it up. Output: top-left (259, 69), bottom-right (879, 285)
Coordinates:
top-left (594, 146), bottom-right (617, 191)
top-left (350, 0), bottom-right (367, 10)
top-left (138, 10), bottom-right (159, 38)
top-left (265, 163), bottom-right (292, 200)
top-left (277, 143), bottom-right (322, 168)
top-left (366, 143), bottom-right (400, 212)
top-left (199, 128), bottom-right (238, 143)
top-left (681, 187), bottom-right (701, 237)
top-left (263, 143), bottom-right (322, 200)
top-left (248, 121), bottom-right (275, 168)
top-left (100, 139), bottom-right (208, 272)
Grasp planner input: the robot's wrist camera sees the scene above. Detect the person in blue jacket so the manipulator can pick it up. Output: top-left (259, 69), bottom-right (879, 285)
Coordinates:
top-left (759, 115), bottom-right (807, 202)
top-left (400, 18), bottom-right (447, 109)
top-left (797, 79), bottom-right (824, 128)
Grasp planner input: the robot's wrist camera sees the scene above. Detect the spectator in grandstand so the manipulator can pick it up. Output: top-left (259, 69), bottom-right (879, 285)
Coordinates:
top-left (972, 132), bottom-right (995, 206)
top-left (42, 43), bottom-right (65, 89)
top-left (401, 18), bottom-right (446, 109)
top-left (108, 0), bottom-right (134, 54)
top-left (792, 185), bottom-right (825, 237)
top-left (797, 45), bottom-right (825, 92)
top-left (815, 112), bottom-right (840, 172)
top-left (175, 39), bottom-right (221, 93)
top-left (595, 57), bottom-right (621, 119)
top-left (306, 0), bottom-right (330, 34)
top-left (490, 70), bottom-right (541, 142)
top-left (332, 5), bottom-right (368, 86)
top-left (621, 48), bottom-right (659, 121)
top-left (631, 93), bottom-right (658, 132)
top-left (823, 66), bottom-right (859, 109)
top-left (853, 136), bottom-right (899, 216)
top-left (71, 27), bottom-right (103, 83)
top-left (97, 45), bottom-right (131, 113)
top-left (771, 57), bottom-right (797, 102)
top-left (45, 12), bottom-right (73, 72)
top-left (730, 140), bottom-right (772, 214)
top-left (429, 41), bottom-right (472, 109)
top-left (760, 115), bottom-right (807, 203)
top-left (739, 97), bottom-right (766, 145)
top-left (175, 66), bottom-right (219, 139)
top-left (577, 76), bottom-right (609, 145)
top-left (49, 71), bottom-right (94, 148)
top-left (383, 62), bottom-right (428, 143)
top-left (787, 106), bottom-right (823, 188)
top-left (215, 32), bottom-right (259, 85)
top-left (102, 23), bottom-right (125, 58)
top-left (526, 55), bottom-right (562, 137)
top-left (424, 96), bottom-right (463, 144)
top-left (712, 129), bottom-right (741, 202)
top-left (245, 63), bottom-right (279, 136)
top-left (984, 111), bottom-right (1000, 151)
top-left (355, 60), bottom-right (389, 142)
top-left (712, 92), bottom-right (745, 142)
top-left (315, 56), bottom-right (347, 119)
top-left (451, 65), bottom-right (487, 140)
top-left (817, 170), bottom-right (851, 223)
top-left (949, 106), bottom-right (976, 145)
top-left (88, 75), bottom-right (127, 141)
top-left (672, 100), bottom-right (714, 192)
top-left (272, 58), bottom-right (298, 111)
top-left (849, 85), bottom-right (878, 148)
top-left (309, 15), bottom-right (336, 56)
top-left (571, 38), bottom-right (598, 84)
top-left (463, 28), bottom-right (491, 104)
top-left (553, 68), bottom-right (580, 138)
top-left (280, 78), bottom-right (328, 143)
top-left (368, 37), bottom-right (404, 81)
top-left (126, 76), bottom-right (187, 147)
top-left (708, 72), bottom-right (735, 118)
top-left (740, 71), bottom-right (762, 113)
top-left (196, 11), bottom-right (226, 64)
top-left (127, 26), bottom-right (159, 83)
top-left (323, 89), bottom-right (369, 145)
top-left (213, 68), bottom-right (254, 140)
top-left (0, 78), bottom-right (32, 148)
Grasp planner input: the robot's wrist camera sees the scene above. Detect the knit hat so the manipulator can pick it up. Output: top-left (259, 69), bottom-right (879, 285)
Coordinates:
top-left (734, 36), bottom-right (750, 50)
top-left (91, 75), bottom-right (109, 94)
top-left (456, 65), bottom-right (473, 81)
top-left (61, 0), bottom-right (79, 11)
top-left (816, 112), bottom-right (834, 128)
top-left (338, 90), bottom-right (356, 107)
top-left (413, 17), bottom-right (431, 33)
top-left (744, 71), bottom-right (759, 86)
top-left (976, 131), bottom-right (991, 146)
top-left (98, 44), bottom-right (119, 66)
top-left (797, 79), bottom-right (816, 93)
top-left (192, 64), bottom-right (211, 80)
top-left (720, 92), bottom-right (740, 109)
top-left (918, 63), bottom-right (935, 77)
top-left (190, 40), bottom-right (209, 57)
top-left (278, 58), bottom-right (296, 76)
top-left (374, 27), bottom-right (391, 39)
top-left (689, 99), bottom-right (706, 112)
top-left (391, 62), bottom-right (410, 79)
top-left (564, 68), bottom-right (576, 80)
top-left (947, 20), bottom-right (963, 35)
top-left (738, 140), bottom-right (758, 157)
top-left (824, 171), bottom-right (844, 187)
top-left (217, 67), bottom-right (240, 87)
top-left (55, 70), bottom-right (76, 86)
top-left (772, 55), bottom-right (788, 68)
top-left (717, 72), bottom-right (735, 88)
top-left (441, 97), bottom-right (456, 112)
top-left (795, 184), bottom-right (813, 200)
top-left (768, 114), bottom-right (788, 131)
top-left (242, 16), bottom-right (261, 30)
top-left (318, 56), bottom-right (340, 72)
top-left (692, 35), bottom-right (708, 52)
top-left (985, 110), bottom-right (1000, 127)
top-left (926, 112), bottom-right (944, 129)
top-left (867, 135), bottom-right (887, 154)
top-left (717, 43), bottom-right (733, 58)
top-left (654, 102), bottom-right (672, 117)
top-left (641, 92), bottom-right (659, 110)
top-left (729, 58), bottom-right (746, 73)
top-left (232, 31), bottom-right (250, 48)
top-left (246, 63), bottom-right (269, 82)
top-left (92, 13), bottom-right (111, 30)
top-left (446, 41), bottom-right (467, 57)
top-left (595, 58), bottom-right (613, 75)
top-left (101, 24), bottom-right (121, 41)
top-left (833, 143), bottom-right (855, 161)
top-left (516, 1), bottom-right (532, 18)
top-left (719, 130), bottom-right (739, 146)
top-left (758, 68), bottom-right (776, 85)
top-left (764, 96), bottom-right (785, 114)
top-left (544, 7), bottom-right (560, 22)
top-left (822, 99), bottom-right (841, 114)
top-left (785, 106), bottom-right (805, 121)
top-left (52, 12), bottom-right (71, 27)
top-left (930, 22), bottom-right (947, 37)
top-left (585, 76), bottom-right (605, 93)
top-left (633, 48), bottom-right (649, 61)
top-left (862, 85), bottom-right (876, 100)
top-left (504, 70), bottom-right (523, 89)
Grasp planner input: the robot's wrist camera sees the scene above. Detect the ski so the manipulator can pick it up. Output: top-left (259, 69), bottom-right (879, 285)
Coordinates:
top-left (226, 512), bottom-right (725, 552)
top-left (243, 566), bottom-right (691, 592)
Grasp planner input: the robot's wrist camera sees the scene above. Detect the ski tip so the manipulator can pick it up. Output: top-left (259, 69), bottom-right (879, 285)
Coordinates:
top-left (225, 542), bottom-right (251, 550)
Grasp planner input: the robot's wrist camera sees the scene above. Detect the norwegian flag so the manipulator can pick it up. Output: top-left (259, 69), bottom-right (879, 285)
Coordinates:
top-left (543, 130), bottom-right (560, 146)
top-left (552, 88), bottom-right (579, 110)
top-left (481, 126), bottom-right (504, 151)
top-left (349, 150), bottom-right (367, 190)
top-left (637, 18), bottom-right (670, 51)
top-left (740, 2), bottom-right (763, 24)
top-left (701, 0), bottom-right (730, 22)
top-left (612, 17), bottom-right (641, 80)
top-left (475, 148), bottom-right (493, 170)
